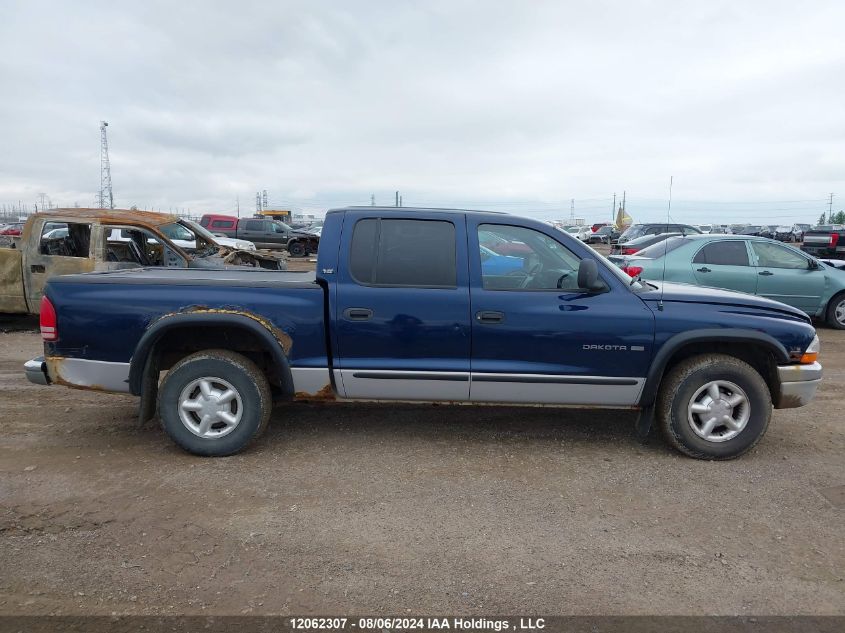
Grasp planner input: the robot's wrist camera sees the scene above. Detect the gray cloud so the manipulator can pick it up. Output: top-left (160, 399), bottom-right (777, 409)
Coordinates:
top-left (1, 0), bottom-right (843, 223)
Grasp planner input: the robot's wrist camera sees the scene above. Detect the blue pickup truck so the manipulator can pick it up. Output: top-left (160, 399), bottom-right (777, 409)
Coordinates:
top-left (25, 207), bottom-right (822, 460)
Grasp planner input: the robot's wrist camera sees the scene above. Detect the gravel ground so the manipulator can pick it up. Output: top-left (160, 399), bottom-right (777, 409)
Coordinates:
top-left (0, 320), bottom-right (843, 616)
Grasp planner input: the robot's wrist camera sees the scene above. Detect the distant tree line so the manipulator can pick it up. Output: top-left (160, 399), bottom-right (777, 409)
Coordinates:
top-left (818, 211), bottom-right (845, 225)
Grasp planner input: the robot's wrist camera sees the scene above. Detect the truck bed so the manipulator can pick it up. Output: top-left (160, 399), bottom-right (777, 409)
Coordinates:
top-left (47, 267), bottom-right (326, 366)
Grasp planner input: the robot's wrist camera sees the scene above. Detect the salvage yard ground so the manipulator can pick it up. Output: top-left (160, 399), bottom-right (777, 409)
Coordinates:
top-left (0, 288), bottom-right (843, 615)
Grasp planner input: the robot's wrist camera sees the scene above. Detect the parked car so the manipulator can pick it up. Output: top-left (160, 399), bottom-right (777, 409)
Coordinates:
top-left (478, 228), bottom-right (532, 255)
top-left (590, 222), bottom-right (609, 233)
top-left (0, 209), bottom-right (285, 315)
top-left (174, 220), bottom-right (256, 252)
top-left (26, 207), bottom-right (821, 461)
top-left (0, 222), bottom-right (23, 236)
top-left (610, 232), bottom-right (681, 255)
top-left (737, 225), bottom-right (765, 236)
top-left (772, 226), bottom-right (795, 242)
top-left (729, 224), bottom-right (748, 235)
top-left (698, 224), bottom-right (714, 234)
top-left (587, 225), bottom-right (620, 244)
top-left (305, 220), bottom-right (324, 237)
top-left (609, 234), bottom-right (845, 329)
top-left (759, 225), bottom-right (780, 240)
top-left (616, 223), bottom-right (701, 245)
top-left (791, 223), bottom-right (811, 242)
top-left (801, 225), bottom-right (845, 259)
top-left (201, 215), bottom-right (319, 256)
top-left (199, 214), bottom-right (238, 233)
top-left (563, 225), bottom-right (592, 241)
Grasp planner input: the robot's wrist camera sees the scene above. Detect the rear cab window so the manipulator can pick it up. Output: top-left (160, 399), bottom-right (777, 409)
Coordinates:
top-left (349, 218), bottom-right (456, 287)
top-left (39, 222), bottom-right (91, 257)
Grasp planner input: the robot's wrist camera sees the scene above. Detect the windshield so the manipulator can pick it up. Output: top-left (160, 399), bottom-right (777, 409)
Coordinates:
top-left (619, 225), bottom-right (645, 240)
top-left (160, 222), bottom-right (196, 242)
top-left (182, 219), bottom-right (221, 244)
top-left (635, 236), bottom-right (688, 259)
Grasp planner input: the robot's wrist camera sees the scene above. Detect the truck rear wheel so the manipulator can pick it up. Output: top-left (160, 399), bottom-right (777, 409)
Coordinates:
top-left (656, 354), bottom-right (771, 460)
top-left (158, 350), bottom-right (272, 456)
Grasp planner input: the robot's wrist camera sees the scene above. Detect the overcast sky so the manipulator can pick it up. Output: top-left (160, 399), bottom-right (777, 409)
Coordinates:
top-left (1, 0), bottom-right (844, 223)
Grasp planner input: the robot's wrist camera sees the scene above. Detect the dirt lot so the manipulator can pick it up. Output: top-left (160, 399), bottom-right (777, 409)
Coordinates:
top-left (0, 317), bottom-right (843, 615)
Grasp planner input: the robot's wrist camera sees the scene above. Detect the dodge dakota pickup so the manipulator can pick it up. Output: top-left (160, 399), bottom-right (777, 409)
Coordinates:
top-left (25, 207), bottom-right (823, 460)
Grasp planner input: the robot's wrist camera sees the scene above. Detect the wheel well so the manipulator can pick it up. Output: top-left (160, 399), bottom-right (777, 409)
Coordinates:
top-left (826, 290), bottom-right (845, 315)
top-left (660, 342), bottom-right (779, 399)
top-left (150, 325), bottom-right (287, 391)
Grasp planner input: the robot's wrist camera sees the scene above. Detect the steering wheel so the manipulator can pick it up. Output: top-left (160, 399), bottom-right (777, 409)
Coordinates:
top-left (556, 271), bottom-right (572, 289)
top-left (507, 263), bottom-right (542, 288)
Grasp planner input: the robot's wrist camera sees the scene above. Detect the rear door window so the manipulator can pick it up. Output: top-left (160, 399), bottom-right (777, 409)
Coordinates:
top-left (244, 220), bottom-right (264, 232)
top-left (349, 218), bottom-right (456, 287)
top-left (692, 241), bottom-right (750, 266)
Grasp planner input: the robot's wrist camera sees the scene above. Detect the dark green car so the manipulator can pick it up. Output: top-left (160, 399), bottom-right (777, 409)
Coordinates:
top-left (609, 234), bottom-right (845, 329)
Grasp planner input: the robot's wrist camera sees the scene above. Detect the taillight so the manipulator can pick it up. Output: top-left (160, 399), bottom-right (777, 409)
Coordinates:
top-left (831, 234), bottom-right (839, 247)
top-left (40, 296), bottom-right (58, 341)
top-left (622, 265), bottom-right (643, 278)
top-left (621, 247), bottom-right (639, 255)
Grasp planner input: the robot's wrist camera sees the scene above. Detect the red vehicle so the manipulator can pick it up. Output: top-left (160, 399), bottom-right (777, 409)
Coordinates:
top-left (478, 228), bottom-right (532, 256)
top-left (0, 222), bottom-right (24, 236)
top-left (591, 222), bottom-right (609, 233)
top-left (199, 214), bottom-right (238, 232)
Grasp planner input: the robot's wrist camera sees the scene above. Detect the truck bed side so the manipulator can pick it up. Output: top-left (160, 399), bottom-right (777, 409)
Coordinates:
top-left (45, 268), bottom-right (327, 395)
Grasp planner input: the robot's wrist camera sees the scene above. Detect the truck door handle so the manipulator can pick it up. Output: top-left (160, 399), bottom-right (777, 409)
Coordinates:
top-left (30, 264), bottom-right (45, 273)
top-left (696, 267), bottom-right (711, 273)
top-left (476, 310), bottom-right (505, 324)
top-left (758, 270), bottom-right (774, 276)
top-left (343, 307), bottom-right (373, 321)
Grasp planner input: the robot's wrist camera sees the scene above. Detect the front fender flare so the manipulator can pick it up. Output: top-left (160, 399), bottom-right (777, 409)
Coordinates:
top-left (638, 328), bottom-right (789, 408)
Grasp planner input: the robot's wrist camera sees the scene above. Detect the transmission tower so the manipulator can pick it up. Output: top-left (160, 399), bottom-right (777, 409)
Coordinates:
top-left (97, 121), bottom-right (114, 209)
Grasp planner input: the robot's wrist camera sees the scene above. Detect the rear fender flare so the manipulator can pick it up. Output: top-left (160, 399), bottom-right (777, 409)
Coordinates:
top-left (128, 311), bottom-right (294, 397)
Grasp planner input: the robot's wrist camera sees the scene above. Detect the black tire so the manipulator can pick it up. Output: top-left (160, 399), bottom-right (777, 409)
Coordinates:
top-left (656, 354), bottom-right (771, 460)
top-left (825, 292), bottom-right (845, 330)
top-left (287, 241), bottom-right (306, 257)
top-left (158, 350), bottom-right (272, 456)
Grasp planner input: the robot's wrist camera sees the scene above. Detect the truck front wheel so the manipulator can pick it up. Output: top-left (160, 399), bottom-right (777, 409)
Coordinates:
top-left (158, 350), bottom-right (272, 456)
top-left (287, 241), bottom-right (306, 257)
top-left (656, 354), bottom-right (771, 460)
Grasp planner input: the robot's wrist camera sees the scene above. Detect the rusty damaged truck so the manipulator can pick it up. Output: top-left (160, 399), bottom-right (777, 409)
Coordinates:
top-left (0, 208), bottom-right (287, 315)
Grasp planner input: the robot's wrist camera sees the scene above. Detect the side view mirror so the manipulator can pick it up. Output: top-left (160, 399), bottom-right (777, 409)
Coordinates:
top-left (578, 259), bottom-right (606, 292)
top-left (808, 259), bottom-right (820, 270)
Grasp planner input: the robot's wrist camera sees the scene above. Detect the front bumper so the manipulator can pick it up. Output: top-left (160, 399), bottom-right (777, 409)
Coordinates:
top-left (775, 362), bottom-right (822, 409)
top-left (25, 356), bottom-right (49, 386)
